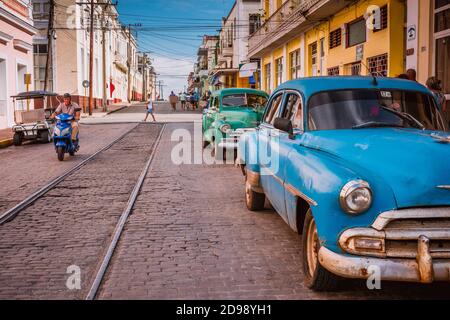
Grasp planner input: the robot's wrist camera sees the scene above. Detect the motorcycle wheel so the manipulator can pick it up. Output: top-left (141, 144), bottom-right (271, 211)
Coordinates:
top-left (57, 147), bottom-right (65, 161)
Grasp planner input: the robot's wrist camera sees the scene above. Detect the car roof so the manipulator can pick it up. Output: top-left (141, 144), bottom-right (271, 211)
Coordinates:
top-left (275, 76), bottom-right (432, 99)
top-left (213, 88), bottom-right (268, 97)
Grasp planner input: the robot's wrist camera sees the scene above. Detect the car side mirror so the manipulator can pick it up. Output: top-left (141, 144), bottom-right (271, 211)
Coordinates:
top-left (274, 117), bottom-right (295, 139)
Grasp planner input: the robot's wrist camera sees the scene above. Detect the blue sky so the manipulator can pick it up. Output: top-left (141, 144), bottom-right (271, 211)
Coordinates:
top-left (118, 0), bottom-right (236, 96)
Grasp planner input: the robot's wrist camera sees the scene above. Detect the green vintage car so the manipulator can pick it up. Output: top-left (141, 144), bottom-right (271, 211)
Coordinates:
top-left (202, 88), bottom-right (269, 158)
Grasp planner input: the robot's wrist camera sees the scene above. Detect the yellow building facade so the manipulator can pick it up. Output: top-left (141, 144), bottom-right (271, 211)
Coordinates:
top-left (259, 0), bottom-right (406, 93)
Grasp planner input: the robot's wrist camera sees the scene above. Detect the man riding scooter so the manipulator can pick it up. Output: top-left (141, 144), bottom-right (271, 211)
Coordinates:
top-left (50, 93), bottom-right (81, 144)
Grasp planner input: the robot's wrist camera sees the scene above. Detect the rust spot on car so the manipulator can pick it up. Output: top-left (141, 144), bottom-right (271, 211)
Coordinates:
top-left (361, 268), bottom-right (368, 276)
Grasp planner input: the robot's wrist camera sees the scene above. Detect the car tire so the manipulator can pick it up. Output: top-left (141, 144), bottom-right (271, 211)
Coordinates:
top-left (245, 174), bottom-right (265, 211)
top-left (39, 130), bottom-right (50, 144)
top-left (13, 132), bottom-right (23, 146)
top-left (57, 147), bottom-right (65, 162)
top-left (302, 209), bottom-right (340, 291)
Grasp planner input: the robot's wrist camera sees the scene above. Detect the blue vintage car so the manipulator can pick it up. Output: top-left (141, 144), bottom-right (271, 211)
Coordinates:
top-left (237, 76), bottom-right (450, 291)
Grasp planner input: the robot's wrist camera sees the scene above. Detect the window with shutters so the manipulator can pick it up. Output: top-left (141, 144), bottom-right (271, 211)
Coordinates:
top-left (368, 53), bottom-right (388, 77)
top-left (329, 28), bottom-right (342, 49)
top-left (275, 57), bottom-right (283, 86)
top-left (289, 49), bottom-right (301, 80)
top-left (327, 66), bottom-right (340, 76)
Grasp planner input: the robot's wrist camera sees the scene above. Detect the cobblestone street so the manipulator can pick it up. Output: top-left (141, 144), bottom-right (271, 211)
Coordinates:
top-left (98, 122), bottom-right (450, 300)
top-left (0, 123), bottom-right (137, 213)
top-left (0, 123), bottom-right (162, 299)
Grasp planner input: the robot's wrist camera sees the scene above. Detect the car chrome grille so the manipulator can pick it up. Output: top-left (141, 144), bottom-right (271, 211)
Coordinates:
top-left (385, 239), bottom-right (450, 258)
top-left (385, 218), bottom-right (450, 230)
top-left (384, 217), bottom-right (450, 258)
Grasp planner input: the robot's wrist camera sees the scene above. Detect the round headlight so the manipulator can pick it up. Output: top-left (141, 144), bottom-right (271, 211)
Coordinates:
top-left (339, 180), bottom-right (373, 215)
top-left (219, 123), bottom-right (232, 133)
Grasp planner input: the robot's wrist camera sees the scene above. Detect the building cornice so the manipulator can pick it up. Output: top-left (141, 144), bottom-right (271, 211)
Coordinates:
top-left (0, 29), bottom-right (13, 43)
top-left (13, 38), bottom-right (32, 52)
top-left (0, 5), bottom-right (37, 36)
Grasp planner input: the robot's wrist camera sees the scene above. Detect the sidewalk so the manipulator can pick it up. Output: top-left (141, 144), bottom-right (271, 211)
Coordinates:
top-left (0, 128), bottom-right (13, 148)
top-left (80, 103), bottom-right (131, 119)
top-left (79, 101), bottom-right (203, 124)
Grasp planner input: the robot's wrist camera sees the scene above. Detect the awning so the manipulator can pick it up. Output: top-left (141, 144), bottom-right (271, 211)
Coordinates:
top-left (11, 91), bottom-right (58, 100)
top-left (239, 62), bottom-right (258, 78)
top-left (199, 70), bottom-right (209, 78)
top-left (211, 68), bottom-right (239, 77)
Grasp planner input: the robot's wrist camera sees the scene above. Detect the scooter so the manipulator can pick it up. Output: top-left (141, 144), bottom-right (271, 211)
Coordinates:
top-left (53, 113), bottom-right (79, 161)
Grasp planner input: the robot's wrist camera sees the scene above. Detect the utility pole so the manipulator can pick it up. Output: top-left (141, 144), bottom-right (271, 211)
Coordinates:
top-left (88, 0), bottom-right (95, 116)
top-left (142, 53), bottom-right (147, 102)
top-left (101, 4), bottom-right (107, 112)
top-left (157, 80), bottom-right (165, 101)
top-left (127, 25), bottom-right (132, 103)
top-left (126, 23), bottom-right (142, 103)
top-left (44, 0), bottom-right (55, 93)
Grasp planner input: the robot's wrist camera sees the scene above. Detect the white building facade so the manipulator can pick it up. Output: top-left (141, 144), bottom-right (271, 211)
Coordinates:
top-left (0, 0), bottom-right (36, 129)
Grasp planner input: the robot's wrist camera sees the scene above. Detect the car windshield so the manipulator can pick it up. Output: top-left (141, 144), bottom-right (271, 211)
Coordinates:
top-left (222, 93), bottom-right (267, 109)
top-left (308, 89), bottom-right (447, 132)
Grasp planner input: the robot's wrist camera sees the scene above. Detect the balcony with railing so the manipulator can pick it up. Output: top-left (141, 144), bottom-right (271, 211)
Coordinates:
top-left (248, 0), bottom-right (350, 58)
top-left (220, 45), bottom-right (233, 58)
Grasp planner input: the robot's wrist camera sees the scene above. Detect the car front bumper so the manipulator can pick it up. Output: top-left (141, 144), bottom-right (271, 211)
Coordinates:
top-left (319, 246), bottom-right (450, 283)
top-left (319, 207), bottom-right (450, 283)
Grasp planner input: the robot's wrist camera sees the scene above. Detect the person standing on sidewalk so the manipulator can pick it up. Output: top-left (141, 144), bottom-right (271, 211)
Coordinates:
top-left (169, 91), bottom-right (178, 111)
top-left (143, 99), bottom-right (156, 122)
top-left (180, 92), bottom-right (187, 111)
top-left (407, 69), bottom-right (417, 82)
top-left (426, 76), bottom-right (449, 126)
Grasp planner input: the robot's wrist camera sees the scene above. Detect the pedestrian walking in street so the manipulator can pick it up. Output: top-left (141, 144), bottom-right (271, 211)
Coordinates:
top-left (180, 92), bottom-right (187, 110)
top-left (191, 91), bottom-right (199, 110)
top-left (143, 99), bottom-right (156, 122)
top-left (169, 91), bottom-right (178, 111)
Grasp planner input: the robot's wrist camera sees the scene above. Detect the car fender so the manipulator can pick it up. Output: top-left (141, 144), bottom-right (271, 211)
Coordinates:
top-left (237, 130), bottom-right (261, 174)
top-left (284, 146), bottom-right (397, 253)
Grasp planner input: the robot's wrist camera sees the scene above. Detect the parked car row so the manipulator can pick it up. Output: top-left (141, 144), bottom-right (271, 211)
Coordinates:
top-left (203, 76), bottom-right (450, 291)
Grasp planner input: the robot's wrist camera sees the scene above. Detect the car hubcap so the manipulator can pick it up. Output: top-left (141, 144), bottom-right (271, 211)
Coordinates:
top-left (306, 217), bottom-right (319, 277)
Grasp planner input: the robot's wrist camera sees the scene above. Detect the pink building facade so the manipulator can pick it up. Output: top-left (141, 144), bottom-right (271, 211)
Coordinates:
top-left (0, 0), bottom-right (36, 129)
